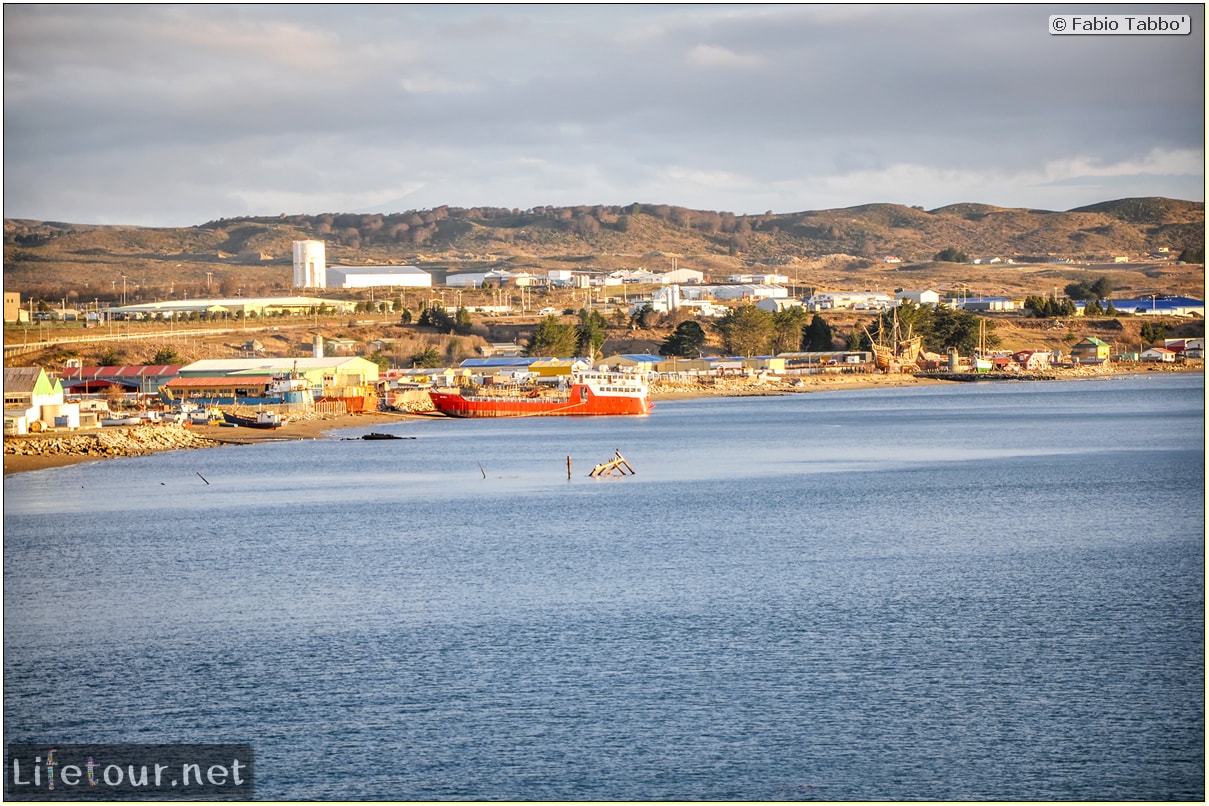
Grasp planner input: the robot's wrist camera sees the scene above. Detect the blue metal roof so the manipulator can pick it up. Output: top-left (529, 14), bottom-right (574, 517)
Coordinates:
top-left (458, 357), bottom-right (540, 368)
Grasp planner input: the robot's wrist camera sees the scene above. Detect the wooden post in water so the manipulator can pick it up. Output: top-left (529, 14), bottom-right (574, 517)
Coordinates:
top-left (567, 455), bottom-right (572, 479)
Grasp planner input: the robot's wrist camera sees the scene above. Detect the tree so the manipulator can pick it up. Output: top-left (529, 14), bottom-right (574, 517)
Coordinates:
top-left (934, 247), bottom-right (968, 263)
top-left (575, 309), bottom-right (608, 360)
top-left (802, 314), bottom-right (835, 351)
top-left (408, 346), bottom-right (442, 368)
top-left (931, 307), bottom-right (995, 353)
top-left (771, 306), bottom-right (809, 355)
top-left (1178, 246), bottom-right (1204, 263)
top-left (659, 320), bottom-right (707, 357)
top-left (1065, 276), bottom-right (1113, 301)
top-left (1141, 321), bottom-right (1167, 344)
top-left (97, 347), bottom-right (126, 367)
top-left (453, 307), bottom-right (473, 336)
top-left (366, 350), bottom-right (391, 372)
top-left (630, 304), bottom-right (659, 330)
top-left (718, 305), bottom-right (774, 357)
top-left (419, 304), bottom-right (454, 332)
top-left (525, 315), bottom-right (577, 357)
top-left (152, 346), bottom-right (182, 365)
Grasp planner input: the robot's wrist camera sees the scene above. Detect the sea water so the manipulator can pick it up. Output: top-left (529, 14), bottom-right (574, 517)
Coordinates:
top-left (4, 374), bottom-right (1204, 800)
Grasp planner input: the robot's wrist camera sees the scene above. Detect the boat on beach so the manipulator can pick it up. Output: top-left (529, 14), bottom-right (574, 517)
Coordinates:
top-left (428, 367), bottom-right (652, 418)
top-left (100, 415), bottom-right (142, 427)
top-left (221, 410), bottom-right (285, 429)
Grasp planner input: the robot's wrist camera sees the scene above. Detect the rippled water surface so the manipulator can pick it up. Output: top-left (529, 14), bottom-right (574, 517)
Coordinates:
top-left (5, 375), bottom-right (1204, 800)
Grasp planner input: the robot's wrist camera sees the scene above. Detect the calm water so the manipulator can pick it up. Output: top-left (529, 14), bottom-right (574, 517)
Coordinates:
top-left (4, 375), bottom-right (1204, 801)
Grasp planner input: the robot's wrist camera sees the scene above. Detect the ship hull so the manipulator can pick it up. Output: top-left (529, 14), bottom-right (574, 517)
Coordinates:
top-left (222, 412), bottom-right (283, 429)
top-left (429, 385), bottom-right (651, 418)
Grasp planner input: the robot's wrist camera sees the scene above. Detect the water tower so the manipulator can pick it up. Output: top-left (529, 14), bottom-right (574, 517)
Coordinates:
top-left (293, 240), bottom-right (326, 288)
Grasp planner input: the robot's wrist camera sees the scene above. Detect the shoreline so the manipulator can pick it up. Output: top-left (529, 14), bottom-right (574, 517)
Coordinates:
top-left (4, 365), bottom-right (1201, 477)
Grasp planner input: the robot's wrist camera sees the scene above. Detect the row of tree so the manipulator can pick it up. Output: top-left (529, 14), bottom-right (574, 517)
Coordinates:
top-left (404, 301), bottom-right (996, 361)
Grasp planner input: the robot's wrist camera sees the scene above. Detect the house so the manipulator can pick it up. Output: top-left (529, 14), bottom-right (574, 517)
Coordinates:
top-left (4, 291), bottom-right (26, 323)
top-left (321, 337), bottom-right (359, 356)
top-left (1163, 338), bottom-right (1205, 358)
top-left (1070, 336), bottom-right (1112, 364)
top-left (1012, 350), bottom-right (1052, 371)
top-left (1141, 347), bottom-right (1177, 363)
top-left (4, 366), bottom-right (78, 432)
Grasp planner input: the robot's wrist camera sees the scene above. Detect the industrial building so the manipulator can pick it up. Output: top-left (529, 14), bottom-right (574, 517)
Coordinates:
top-left (100, 296), bottom-right (356, 320)
top-left (326, 265), bottom-right (432, 289)
top-left (174, 356), bottom-right (380, 388)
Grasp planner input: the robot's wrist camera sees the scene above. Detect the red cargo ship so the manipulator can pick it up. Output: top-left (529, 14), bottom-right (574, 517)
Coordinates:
top-left (428, 369), bottom-right (652, 418)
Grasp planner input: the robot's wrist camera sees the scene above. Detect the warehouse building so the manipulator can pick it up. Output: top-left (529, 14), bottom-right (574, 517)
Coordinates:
top-left (101, 296), bottom-right (356, 320)
top-left (326, 266), bottom-right (432, 289)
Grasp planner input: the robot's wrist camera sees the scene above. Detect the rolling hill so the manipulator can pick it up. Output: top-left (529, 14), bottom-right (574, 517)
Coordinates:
top-left (4, 197), bottom-right (1203, 303)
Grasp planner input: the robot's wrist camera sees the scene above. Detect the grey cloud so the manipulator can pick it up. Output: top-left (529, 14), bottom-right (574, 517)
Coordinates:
top-left (3, 4), bottom-right (1203, 226)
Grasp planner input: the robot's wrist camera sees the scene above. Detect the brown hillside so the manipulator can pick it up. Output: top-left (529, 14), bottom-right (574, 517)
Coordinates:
top-left (3, 198), bottom-right (1203, 304)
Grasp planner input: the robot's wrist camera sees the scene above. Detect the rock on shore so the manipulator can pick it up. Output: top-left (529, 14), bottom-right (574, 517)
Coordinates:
top-left (3, 424), bottom-right (221, 459)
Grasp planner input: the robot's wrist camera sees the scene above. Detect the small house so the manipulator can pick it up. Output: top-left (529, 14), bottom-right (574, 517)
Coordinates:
top-left (1071, 336), bottom-right (1112, 364)
top-left (1012, 350), bottom-right (1052, 371)
top-left (1140, 347), bottom-right (1176, 363)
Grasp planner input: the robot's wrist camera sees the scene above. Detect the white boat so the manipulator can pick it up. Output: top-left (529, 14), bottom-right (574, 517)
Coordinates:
top-left (100, 415), bottom-right (141, 427)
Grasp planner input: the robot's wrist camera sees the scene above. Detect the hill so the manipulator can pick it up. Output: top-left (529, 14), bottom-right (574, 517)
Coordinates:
top-left (3, 197), bottom-right (1203, 304)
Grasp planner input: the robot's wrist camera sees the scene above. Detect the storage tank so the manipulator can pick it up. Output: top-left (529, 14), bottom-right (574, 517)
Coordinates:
top-left (313, 335), bottom-right (324, 359)
top-left (293, 240), bottom-right (326, 288)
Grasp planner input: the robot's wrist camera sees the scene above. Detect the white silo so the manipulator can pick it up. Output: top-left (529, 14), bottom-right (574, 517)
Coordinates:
top-left (313, 335), bottom-right (324, 358)
top-left (293, 240), bottom-right (326, 288)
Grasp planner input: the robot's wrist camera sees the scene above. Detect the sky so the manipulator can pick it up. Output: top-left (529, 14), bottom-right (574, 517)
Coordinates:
top-left (3, 3), bottom-right (1205, 227)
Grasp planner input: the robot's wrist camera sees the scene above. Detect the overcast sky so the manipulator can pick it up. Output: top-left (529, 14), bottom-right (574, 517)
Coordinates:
top-left (3, 4), bottom-right (1204, 227)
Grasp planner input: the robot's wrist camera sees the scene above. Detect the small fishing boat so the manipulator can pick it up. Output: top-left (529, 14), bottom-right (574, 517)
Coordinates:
top-left (221, 410), bottom-right (285, 429)
top-left (100, 415), bottom-right (142, 427)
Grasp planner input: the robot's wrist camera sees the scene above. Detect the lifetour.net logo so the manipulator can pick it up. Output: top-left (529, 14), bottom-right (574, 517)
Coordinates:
top-left (6, 744), bottom-right (253, 801)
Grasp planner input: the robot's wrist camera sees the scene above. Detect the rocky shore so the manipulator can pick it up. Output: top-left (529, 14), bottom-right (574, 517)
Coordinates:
top-left (4, 424), bottom-right (222, 473)
top-left (4, 423), bottom-right (221, 458)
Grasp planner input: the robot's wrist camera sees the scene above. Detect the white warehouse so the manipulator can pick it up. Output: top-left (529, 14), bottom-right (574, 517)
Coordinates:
top-left (326, 266), bottom-right (432, 289)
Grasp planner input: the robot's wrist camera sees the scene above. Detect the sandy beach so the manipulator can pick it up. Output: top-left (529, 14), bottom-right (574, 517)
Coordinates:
top-left (3, 365), bottom-right (1199, 477)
